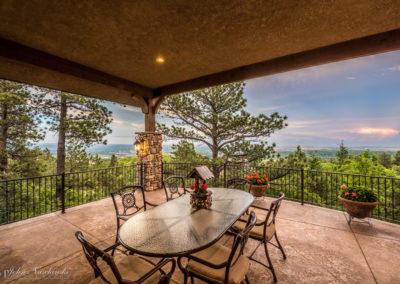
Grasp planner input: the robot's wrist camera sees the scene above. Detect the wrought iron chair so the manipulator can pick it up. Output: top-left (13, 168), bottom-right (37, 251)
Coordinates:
top-left (162, 176), bottom-right (188, 202)
top-left (75, 231), bottom-right (176, 284)
top-left (232, 193), bottom-right (286, 282)
top-left (111, 185), bottom-right (158, 246)
top-left (177, 212), bottom-right (257, 284)
top-left (227, 178), bottom-right (250, 191)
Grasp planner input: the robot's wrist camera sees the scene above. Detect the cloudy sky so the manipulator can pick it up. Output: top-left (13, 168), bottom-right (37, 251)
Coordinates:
top-left (44, 50), bottom-right (400, 147)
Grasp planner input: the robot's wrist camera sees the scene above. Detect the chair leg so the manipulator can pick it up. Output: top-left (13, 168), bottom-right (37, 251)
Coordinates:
top-left (245, 274), bottom-right (250, 284)
top-left (264, 241), bottom-right (277, 283)
top-left (183, 272), bottom-right (188, 284)
top-left (190, 275), bottom-right (194, 283)
top-left (274, 232), bottom-right (286, 260)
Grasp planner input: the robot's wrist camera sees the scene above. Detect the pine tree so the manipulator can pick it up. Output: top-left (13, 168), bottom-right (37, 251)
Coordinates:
top-left (40, 92), bottom-right (112, 196)
top-left (336, 140), bottom-right (349, 166)
top-left (378, 152), bottom-right (393, 169)
top-left (394, 151), bottom-right (400, 166)
top-left (170, 140), bottom-right (209, 163)
top-left (109, 154), bottom-right (118, 168)
top-left (0, 80), bottom-right (45, 178)
top-left (286, 146), bottom-right (307, 169)
top-left (158, 82), bottom-right (287, 166)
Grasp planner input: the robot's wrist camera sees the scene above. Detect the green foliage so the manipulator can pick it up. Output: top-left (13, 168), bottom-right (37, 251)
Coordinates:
top-left (394, 151), bottom-right (400, 166)
top-left (43, 92), bottom-right (112, 147)
top-left (336, 141), bottom-right (349, 166)
top-left (0, 80), bottom-right (46, 178)
top-left (339, 150), bottom-right (395, 177)
top-left (307, 152), bottom-right (322, 171)
top-left (170, 140), bottom-right (209, 163)
top-left (339, 185), bottom-right (378, 202)
top-left (157, 82), bottom-right (287, 165)
top-left (66, 144), bottom-right (91, 172)
top-left (109, 154), bottom-right (118, 167)
top-left (9, 147), bottom-right (55, 178)
top-left (286, 146), bottom-right (307, 169)
top-left (117, 156), bottom-right (137, 166)
top-left (379, 152), bottom-right (393, 169)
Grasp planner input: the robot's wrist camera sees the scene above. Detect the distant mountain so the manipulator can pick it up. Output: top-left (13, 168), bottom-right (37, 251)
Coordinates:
top-left (35, 143), bottom-right (399, 159)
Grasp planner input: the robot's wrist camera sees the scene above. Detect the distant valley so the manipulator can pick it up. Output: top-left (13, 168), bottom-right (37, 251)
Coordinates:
top-left (35, 143), bottom-right (400, 159)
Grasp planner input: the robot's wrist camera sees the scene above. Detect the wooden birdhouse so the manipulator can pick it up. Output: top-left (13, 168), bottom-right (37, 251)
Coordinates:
top-left (187, 166), bottom-right (214, 189)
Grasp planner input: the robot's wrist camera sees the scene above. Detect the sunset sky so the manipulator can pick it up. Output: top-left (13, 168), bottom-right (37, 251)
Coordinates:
top-left (44, 50), bottom-right (400, 148)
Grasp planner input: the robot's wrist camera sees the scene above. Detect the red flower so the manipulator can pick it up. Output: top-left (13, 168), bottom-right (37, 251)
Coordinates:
top-left (246, 175), bottom-right (250, 179)
top-left (352, 192), bottom-right (356, 197)
top-left (345, 192), bottom-right (349, 196)
top-left (201, 184), bottom-right (208, 190)
top-left (341, 184), bottom-right (346, 189)
top-left (257, 179), bottom-right (262, 184)
top-left (266, 177), bottom-right (269, 181)
top-left (190, 185), bottom-right (196, 190)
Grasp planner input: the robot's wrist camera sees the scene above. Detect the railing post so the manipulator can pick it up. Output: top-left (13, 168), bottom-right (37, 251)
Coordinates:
top-left (161, 161), bottom-right (164, 181)
top-left (140, 163), bottom-right (144, 187)
top-left (61, 172), bottom-right (65, 214)
top-left (301, 168), bottom-right (304, 205)
top-left (5, 181), bottom-right (9, 223)
top-left (223, 163), bottom-right (227, 188)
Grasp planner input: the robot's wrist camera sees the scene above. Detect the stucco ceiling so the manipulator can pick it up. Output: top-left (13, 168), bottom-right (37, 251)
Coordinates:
top-left (0, 0), bottom-right (399, 106)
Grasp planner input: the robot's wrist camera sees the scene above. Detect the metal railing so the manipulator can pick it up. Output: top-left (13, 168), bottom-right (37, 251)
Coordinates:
top-left (0, 165), bottom-right (140, 225)
top-left (1, 162), bottom-right (399, 225)
top-left (163, 163), bottom-right (400, 224)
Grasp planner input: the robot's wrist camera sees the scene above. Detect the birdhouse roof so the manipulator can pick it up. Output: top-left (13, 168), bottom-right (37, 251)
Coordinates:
top-left (187, 166), bottom-right (214, 180)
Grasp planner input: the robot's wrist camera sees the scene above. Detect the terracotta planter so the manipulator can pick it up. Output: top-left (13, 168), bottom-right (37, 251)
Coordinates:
top-left (338, 195), bottom-right (378, 219)
top-left (190, 191), bottom-right (213, 209)
top-left (249, 184), bottom-right (269, 198)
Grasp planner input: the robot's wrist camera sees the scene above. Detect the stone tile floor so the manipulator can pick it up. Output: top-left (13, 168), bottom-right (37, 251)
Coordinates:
top-left (0, 189), bottom-right (399, 284)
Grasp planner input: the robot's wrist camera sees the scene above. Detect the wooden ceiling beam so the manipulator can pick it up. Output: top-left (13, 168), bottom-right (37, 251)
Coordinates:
top-left (0, 37), bottom-right (152, 98)
top-left (155, 29), bottom-right (400, 97)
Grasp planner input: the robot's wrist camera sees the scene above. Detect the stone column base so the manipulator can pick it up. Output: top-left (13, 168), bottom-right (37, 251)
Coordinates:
top-left (136, 132), bottom-right (162, 191)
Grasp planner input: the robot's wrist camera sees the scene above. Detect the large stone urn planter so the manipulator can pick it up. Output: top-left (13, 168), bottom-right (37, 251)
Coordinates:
top-left (338, 195), bottom-right (378, 223)
top-left (249, 184), bottom-right (269, 198)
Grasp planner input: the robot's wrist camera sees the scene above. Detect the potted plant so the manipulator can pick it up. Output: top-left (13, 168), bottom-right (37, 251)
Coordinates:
top-left (338, 184), bottom-right (378, 223)
top-left (246, 172), bottom-right (269, 198)
top-left (187, 166), bottom-right (214, 209)
top-left (189, 183), bottom-right (212, 209)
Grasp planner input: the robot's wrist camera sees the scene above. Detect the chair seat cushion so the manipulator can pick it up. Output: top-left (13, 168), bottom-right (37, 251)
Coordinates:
top-left (187, 243), bottom-right (250, 284)
top-left (239, 212), bottom-right (266, 225)
top-left (233, 215), bottom-right (275, 241)
top-left (89, 255), bottom-right (161, 284)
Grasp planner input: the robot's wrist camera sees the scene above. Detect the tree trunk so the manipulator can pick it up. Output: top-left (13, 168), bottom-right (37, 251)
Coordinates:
top-left (211, 144), bottom-right (221, 186)
top-left (56, 95), bottom-right (67, 198)
top-left (0, 103), bottom-right (8, 176)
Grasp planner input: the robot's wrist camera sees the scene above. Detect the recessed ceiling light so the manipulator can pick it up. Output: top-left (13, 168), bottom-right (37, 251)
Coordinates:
top-left (155, 56), bottom-right (165, 64)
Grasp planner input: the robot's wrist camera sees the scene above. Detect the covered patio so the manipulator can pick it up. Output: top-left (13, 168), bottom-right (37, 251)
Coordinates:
top-left (1, 1), bottom-right (400, 283)
top-left (1, 189), bottom-right (399, 283)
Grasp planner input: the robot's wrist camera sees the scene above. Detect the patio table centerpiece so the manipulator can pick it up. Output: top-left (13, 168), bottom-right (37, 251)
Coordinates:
top-left (187, 166), bottom-right (214, 209)
top-left (246, 172), bottom-right (269, 198)
top-left (338, 184), bottom-right (378, 223)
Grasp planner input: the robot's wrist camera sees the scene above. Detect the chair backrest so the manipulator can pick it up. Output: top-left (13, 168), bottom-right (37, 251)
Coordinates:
top-left (227, 211), bottom-right (257, 274)
top-left (263, 192), bottom-right (285, 229)
top-left (162, 176), bottom-right (186, 201)
top-left (111, 185), bottom-right (147, 219)
top-left (75, 231), bottom-right (122, 284)
top-left (226, 178), bottom-right (249, 191)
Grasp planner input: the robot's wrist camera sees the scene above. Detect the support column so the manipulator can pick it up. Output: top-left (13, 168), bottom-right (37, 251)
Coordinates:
top-left (132, 94), bottom-right (164, 191)
top-left (136, 132), bottom-right (162, 191)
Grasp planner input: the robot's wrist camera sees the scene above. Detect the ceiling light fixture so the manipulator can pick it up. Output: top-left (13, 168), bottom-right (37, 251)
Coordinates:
top-left (155, 56), bottom-right (165, 64)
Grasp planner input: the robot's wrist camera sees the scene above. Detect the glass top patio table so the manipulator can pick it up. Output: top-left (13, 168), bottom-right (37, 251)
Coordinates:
top-left (118, 188), bottom-right (254, 257)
